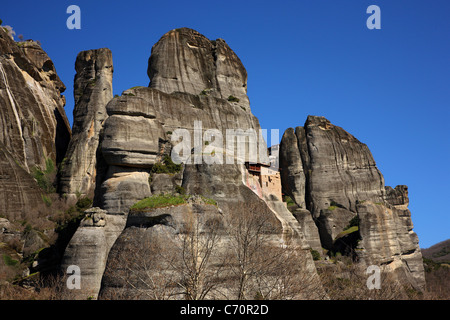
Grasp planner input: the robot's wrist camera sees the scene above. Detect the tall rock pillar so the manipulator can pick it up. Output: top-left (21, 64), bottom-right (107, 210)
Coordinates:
top-left (59, 48), bottom-right (113, 201)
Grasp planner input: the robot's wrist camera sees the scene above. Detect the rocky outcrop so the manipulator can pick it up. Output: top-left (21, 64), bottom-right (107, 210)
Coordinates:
top-left (61, 207), bottom-right (126, 299)
top-left (99, 199), bottom-right (224, 299)
top-left (280, 115), bottom-right (425, 289)
top-left (61, 28), bottom-right (324, 299)
top-left (148, 28), bottom-right (250, 111)
top-left (59, 48), bottom-right (113, 201)
top-left (0, 29), bottom-right (70, 172)
top-left (0, 27), bottom-right (71, 220)
top-left (357, 201), bottom-right (425, 290)
top-left (0, 143), bottom-right (43, 220)
top-left (1, 24), bottom-right (427, 298)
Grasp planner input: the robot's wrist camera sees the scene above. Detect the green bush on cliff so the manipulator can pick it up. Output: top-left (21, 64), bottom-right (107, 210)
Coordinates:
top-left (2, 254), bottom-right (19, 267)
top-left (344, 215), bottom-right (360, 230)
top-left (31, 158), bottom-right (56, 193)
top-left (227, 95), bottom-right (240, 103)
top-left (310, 249), bottom-right (321, 261)
top-left (151, 155), bottom-right (182, 174)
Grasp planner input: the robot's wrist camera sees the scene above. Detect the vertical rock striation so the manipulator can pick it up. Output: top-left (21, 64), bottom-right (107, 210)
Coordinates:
top-left (59, 48), bottom-right (113, 201)
top-left (148, 28), bottom-right (250, 110)
top-left (280, 115), bottom-right (425, 289)
top-left (62, 28), bottom-right (325, 299)
top-left (0, 27), bottom-right (71, 219)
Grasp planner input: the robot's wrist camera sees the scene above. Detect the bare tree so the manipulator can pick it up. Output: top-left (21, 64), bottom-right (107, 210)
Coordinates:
top-left (317, 258), bottom-right (408, 300)
top-left (101, 201), bottom-right (324, 300)
top-left (168, 213), bottom-right (225, 300)
top-left (101, 211), bottom-right (226, 300)
top-left (222, 202), bottom-right (321, 300)
top-left (101, 227), bottom-right (179, 300)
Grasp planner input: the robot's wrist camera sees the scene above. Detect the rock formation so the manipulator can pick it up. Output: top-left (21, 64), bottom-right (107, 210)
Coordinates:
top-left (61, 28), bottom-right (324, 299)
top-left (0, 27), bottom-right (71, 220)
top-left (280, 116), bottom-right (425, 290)
top-left (148, 28), bottom-right (250, 110)
top-left (59, 48), bottom-right (113, 201)
top-left (0, 24), bottom-right (426, 298)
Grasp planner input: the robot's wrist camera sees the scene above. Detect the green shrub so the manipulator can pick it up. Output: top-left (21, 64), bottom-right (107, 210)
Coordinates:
top-left (2, 254), bottom-right (19, 267)
top-left (200, 88), bottom-right (213, 96)
top-left (41, 194), bottom-right (52, 207)
top-left (31, 158), bottom-right (56, 194)
top-left (76, 197), bottom-right (92, 210)
top-left (344, 215), bottom-right (360, 230)
top-left (228, 95), bottom-right (240, 103)
top-left (200, 195), bottom-right (217, 206)
top-left (151, 155), bottom-right (182, 174)
top-left (175, 185), bottom-right (186, 195)
top-left (310, 249), bottom-right (321, 261)
top-left (23, 223), bottom-right (32, 234)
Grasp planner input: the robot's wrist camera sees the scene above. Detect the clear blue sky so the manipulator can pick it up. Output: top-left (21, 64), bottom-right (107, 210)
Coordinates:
top-left (3, 0), bottom-right (449, 248)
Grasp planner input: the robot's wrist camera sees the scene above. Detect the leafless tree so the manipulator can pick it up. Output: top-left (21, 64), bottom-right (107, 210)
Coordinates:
top-left (222, 202), bottom-right (322, 300)
top-left (317, 258), bottom-right (409, 300)
top-left (100, 227), bottom-right (179, 300)
top-left (168, 213), bottom-right (225, 300)
top-left (101, 201), bottom-right (325, 300)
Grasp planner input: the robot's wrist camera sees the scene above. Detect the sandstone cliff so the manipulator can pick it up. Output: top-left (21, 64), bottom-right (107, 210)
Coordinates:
top-left (59, 48), bottom-right (113, 201)
top-left (0, 25), bottom-right (426, 298)
top-left (61, 28), bottom-right (324, 299)
top-left (0, 27), bottom-right (71, 220)
top-left (280, 116), bottom-right (425, 290)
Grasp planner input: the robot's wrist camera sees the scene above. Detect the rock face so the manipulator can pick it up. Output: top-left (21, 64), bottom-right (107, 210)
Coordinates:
top-left (0, 27), bottom-right (71, 220)
top-left (148, 28), bottom-right (250, 110)
top-left (62, 28), bottom-right (324, 299)
top-left (0, 25), bottom-right (427, 298)
top-left (280, 116), bottom-right (425, 289)
top-left (99, 199), bottom-right (224, 299)
top-left (59, 48), bottom-right (113, 200)
top-left (61, 207), bottom-right (126, 299)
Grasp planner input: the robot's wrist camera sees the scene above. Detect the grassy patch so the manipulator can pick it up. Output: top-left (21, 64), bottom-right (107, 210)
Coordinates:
top-left (130, 194), bottom-right (218, 212)
top-left (283, 195), bottom-right (295, 206)
top-left (344, 215), bottom-right (360, 231)
top-left (335, 226), bottom-right (359, 240)
top-left (2, 254), bottom-right (19, 267)
top-left (199, 195), bottom-right (217, 206)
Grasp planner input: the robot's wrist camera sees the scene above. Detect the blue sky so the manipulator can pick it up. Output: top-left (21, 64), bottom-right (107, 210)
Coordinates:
top-left (3, 0), bottom-right (449, 248)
